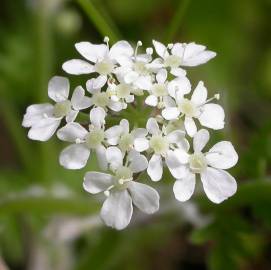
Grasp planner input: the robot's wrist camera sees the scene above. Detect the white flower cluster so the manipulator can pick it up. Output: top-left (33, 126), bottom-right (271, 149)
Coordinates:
top-left (22, 38), bottom-right (238, 230)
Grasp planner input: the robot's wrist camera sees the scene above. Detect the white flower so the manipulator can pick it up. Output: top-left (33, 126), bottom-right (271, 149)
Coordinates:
top-left (114, 41), bottom-right (155, 91)
top-left (22, 76), bottom-right (91, 141)
top-left (57, 107), bottom-right (121, 170)
top-left (134, 118), bottom-right (188, 181)
top-left (83, 146), bottom-right (159, 230)
top-left (62, 38), bottom-right (134, 84)
top-left (106, 81), bottom-right (135, 109)
top-left (173, 129), bottom-right (238, 203)
top-left (106, 119), bottom-right (148, 152)
top-left (152, 40), bottom-right (216, 74)
top-left (162, 81), bottom-right (224, 137)
top-left (86, 78), bottom-right (126, 112)
top-left (144, 68), bottom-right (191, 110)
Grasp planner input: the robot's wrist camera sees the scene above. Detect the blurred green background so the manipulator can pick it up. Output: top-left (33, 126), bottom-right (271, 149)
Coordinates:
top-left (0, 0), bottom-right (271, 269)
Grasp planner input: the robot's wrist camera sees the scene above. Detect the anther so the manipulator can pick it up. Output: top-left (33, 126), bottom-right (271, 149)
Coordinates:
top-left (104, 190), bottom-right (110, 197)
top-left (146, 47), bottom-right (153, 55)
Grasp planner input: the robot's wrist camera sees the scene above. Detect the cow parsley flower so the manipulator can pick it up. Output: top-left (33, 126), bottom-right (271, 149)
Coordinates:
top-left (57, 107), bottom-right (121, 170)
top-left (162, 81), bottom-right (224, 136)
top-left (106, 119), bottom-right (148, 153)
top-left (173, 129), bottom-right (238, 203)
top-left (22, 76), bottom-right (91, 141)
top-left (62, 38), bottom-right (133, 82)
top-left (22, 38), bottom-right (239, 229)
top-left (152, 40), bottom-right (216, 75)
top-left (134, 118), bottom-right (188, 181)
top-left (83, 147), bottom-right (159, 230)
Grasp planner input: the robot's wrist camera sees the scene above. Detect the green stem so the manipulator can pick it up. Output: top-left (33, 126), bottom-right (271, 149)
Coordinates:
top-left (0, 194), bottom-right (99, 215)
top-left (76, 0), bottom-right (121, 43)
top-left (165, 0), bottom-right (191, 43)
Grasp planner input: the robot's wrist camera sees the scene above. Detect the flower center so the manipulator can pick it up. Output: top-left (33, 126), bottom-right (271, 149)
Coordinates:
top-left (151, 83), bottom-right (167, 97)
top-left (164, 55), bottom-right (182, 68)
top-left (85, 129), bottom-right (104, 149)
top-left (179, 99), bottom-right (197, 117)
top-left (92, 92), bottom-right (109, 108)
top-left (149, 135), bottom-right (169, 155)
top-left (189, 153), bottom-right (207, 173)
top-left (53, 100), bottom-right (71, 118)
top-left (115, 84), bottom-right (131, 99)
top-left (119, 133), bottom-right (133, 152)
top-left (133, 61), bottom-right (149, 75)
top-left (114, 166), bottom-right (133, 190)
top-left (95, 59), bottom-right (114, 75)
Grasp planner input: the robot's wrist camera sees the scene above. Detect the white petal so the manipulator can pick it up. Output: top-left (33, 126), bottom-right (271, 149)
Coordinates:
top-left (165, 150), bottom-right (189, 179)
top-left (173, 172), bottom-right (196, 201)
top-left (182, 43), bottom-right (216, 66)
top-left (145, 95), bottom-right (158, 107)
top-left (162, 97), bottom-right (174, 108)
top-left (83, 171), bottom-right (114, 194)
top-left (109, 41), bottom-right (134, 62)
top-left (193, 129), bottom-right (210, 152)
top-left (199, 104), bottom-right (225, 130)
top-left (101, 190), bottom-right (133, 230)
top-left (134, 76), bottom-right (152, 90)
top-left (48, 76), bottom-right (69, 102)
top-left (168, 76), bottom-right (191, 98)
top-left (108, 100), bottom-right (123, 112)
top-left (146, 118), bottom-right (160, 135)
top-left (161, 107), bottom-right (180, 120)
top-left (125, 95), bottom-right (134, 103)
top-left (106, 146), bottom-right (123, 170)
top-left (171, 43), bottom-right (185, 57)
top-left (166, 130), bottom-right (185, 144)
top-left (124, 71), bottom-right (139, 84)
top-left (201, 167), bottom-right (237, 204)
top-left (128, 182), bottom-right (159, 214)
top-left (176, 138), bottom-right (190, 152)
top-left (206, 141), bottom-right (238, 169)
top-left (96, 145), bottom-right (108, 171)
top-left (191, 81), bottom-right (207, 105)
top-left (127, 151), bottom-right (148, 173)
top-left (62, 59), bottom-right (94, 75)
top-left (75, 42), bottom-right (108, 62)
top-left (173, 148), bottom-right (190, 164)
top-left (65, 110), bottom-right (78, 123)
top-left (134, 138), bottom-right (149, 152)
top-left (156, 68), bottom-right (167, 83)
top-left (22, 104), bottom-right (54, 127)
top-left (71, 86), bottom-right (92, 110)
top-left (59, 144), bottom-right (90, 169)
top-left (152, 40), bottom-right (168, 58)
top-left (90, 107), bottom-right (106, 128)
top-left (57, 122), bottom-right (88, 142)
top-left (147, 154), bottom-right (163, 181)
top-left (120, 119), bottom-right (129, 134)
top-left (184, 116), bottom-right (197, 137)
top-left (86, 77), bottom-right (106, 92)
top-left (132, 128), bottom-right (148, 139)
top-left (105, 125), bottom-right (123, 145)
top-left (170, 67), bottom-right (186, 77)
top-left (28, 118), bottom-right (61, 141)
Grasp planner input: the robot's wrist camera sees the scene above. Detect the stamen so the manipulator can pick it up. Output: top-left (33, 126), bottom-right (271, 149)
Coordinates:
top-left (104, 190), bottom-right (110, 197)
top-left (167, 43), bottom-right (173, 49)
top-left (104, 36), bottom-right (109, 47)
top-left (205, 93), bottom-right (221, 104)
top-left (135, 41), bottom-right (142, 58)
top-left (146, 47), bottom-right (153, 55)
